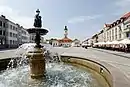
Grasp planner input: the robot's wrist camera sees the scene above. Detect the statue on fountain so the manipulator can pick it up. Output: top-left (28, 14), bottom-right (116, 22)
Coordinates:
top-left (34, 9), bottom-right (42, 28)
top-left (33, 9), bottom-right (42, 48)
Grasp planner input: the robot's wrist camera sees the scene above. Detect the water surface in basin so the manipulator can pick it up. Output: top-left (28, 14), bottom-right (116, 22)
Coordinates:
top-left (0, 62), bottom-right (104, 87)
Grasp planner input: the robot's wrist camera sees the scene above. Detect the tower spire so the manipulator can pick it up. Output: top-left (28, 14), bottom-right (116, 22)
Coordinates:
top-left (64, 26), bottom-right (68, 38)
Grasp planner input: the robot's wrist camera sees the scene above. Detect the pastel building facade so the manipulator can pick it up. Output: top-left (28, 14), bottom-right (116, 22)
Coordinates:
top-left (88, 12), bottom-right (130, 46)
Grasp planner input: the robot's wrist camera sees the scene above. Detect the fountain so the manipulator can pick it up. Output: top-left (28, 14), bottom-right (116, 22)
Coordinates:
top-left (26, 9), bottom-right (48, 79)
top-left (0, 9), bottom-right (110, 87)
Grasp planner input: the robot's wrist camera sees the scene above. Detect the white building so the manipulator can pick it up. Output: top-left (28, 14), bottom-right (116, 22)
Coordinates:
top-left (6, 20), bottom-right (29, 48)
top-left (21, 27), bottom-right (30, 44)
top-left (97, 30), bottom-right (104, 42)
top-left (51, 26), bottom-right (73, 47)
top-left (29, 34), bottom-right (35, 43)
top-left (71, 39), bottom-right (80, 47)
top-left (52, 39), bottom-right (59, 47)
top-left (99, 12), bottom-right (130, 43)
top-left (58, 26), bottom-right (72, 47)
top-left (90, 12), bottom-right (130, 50)
top-left (6, 20), bottom-right (19, 48)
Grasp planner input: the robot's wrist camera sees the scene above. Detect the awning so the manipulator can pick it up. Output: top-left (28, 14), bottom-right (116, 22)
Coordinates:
top-left (105, 41), bottom-right (113, 44)
top-left (119, 38), bottom-right (130, 44)
top-left (94, 42), bottom-right (106, 45)
top-left (111, 40), bottom-right (119, 44)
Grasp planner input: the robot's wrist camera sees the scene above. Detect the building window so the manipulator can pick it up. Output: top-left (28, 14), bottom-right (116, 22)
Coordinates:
top-left (115, 28), bottom-right (117, 40)
top-left (10, 25), bottom-right (12, 29)
top-left (3, 40), bottom-right (5, 45)
top-left (6, 24), bottom-right (8, 28)
top-left (16, 28), bottom-right (17, 31)
top-left (119, 34), bottom-right (121, 39)
top-left (0, 21), bottom-right (2, 26)
top-left (107, 32), bottom-right (109, 41)
top-left (115, 35), bottom-right (117, 40)
top-left (10, 32), bottom-right (12, 37)
top-left (3, 23), bottom-right (6, 28)
top-left (118, 26), bottom-right (121, 30)
top-left (126, 33), bottom-right (130, 38)
top-left (13, 26), bottom-right (15, 30)
top-left (0, 39), bottom-right (4, 45)
top-left (110, 31), bottom-right (111, 41)
top-left (119, 26), bottom-right (122, 39)
top-left (22, 30), bottom-right (23, 34)
top-left (13, 40), bottom-right (15, 44)
top-left (0, 30), bottom-right (2, 35)
top-left (3, 31), bottom-right (5, 35)
top-left (13, 33), bottom-right (15, 37)
top-left (10, 40), bottom-right (12, 44)
top-left (16, 34), bottom-right (18, 37)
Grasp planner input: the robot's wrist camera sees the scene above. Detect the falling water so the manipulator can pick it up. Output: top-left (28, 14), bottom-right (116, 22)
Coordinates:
top-left (0, 43), bottom-right (105, 87)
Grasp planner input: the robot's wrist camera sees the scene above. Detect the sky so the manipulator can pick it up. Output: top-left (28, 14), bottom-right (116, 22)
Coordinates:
top-left (0, 0), bottom-right (130, 40)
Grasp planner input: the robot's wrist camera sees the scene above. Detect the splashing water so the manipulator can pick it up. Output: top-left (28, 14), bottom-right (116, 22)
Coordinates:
top-left (0, 63), bottom-right (99, 87)
top-left (0, 43), bottom-right (105, 87)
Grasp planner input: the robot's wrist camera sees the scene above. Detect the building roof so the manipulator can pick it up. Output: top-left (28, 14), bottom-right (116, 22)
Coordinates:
top-left (58, 37), bottom-right (72, 43)
top-left (104, 12), bottom-right (130, 29)
top-left (121, 12), bottom-right (130, 19)
top-left (104, 24), bottom-right (111, 27)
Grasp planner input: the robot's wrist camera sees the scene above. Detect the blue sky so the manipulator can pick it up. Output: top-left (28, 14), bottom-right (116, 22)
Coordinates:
top-left (0, 0), bottom-right (130, 40)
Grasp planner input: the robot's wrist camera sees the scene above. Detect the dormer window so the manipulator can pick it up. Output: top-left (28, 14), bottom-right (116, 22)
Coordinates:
top-left (114, 22), bottom-right (117, 26)
top-left (113, 23), bottom-right (115, 26)
top-left (120, 18), bottom-right (125, 22)
top-left (117, 20), bottom-right (120, 24)
top-left (121, 19), bottom-right (123, 22)
top-left (111, 24), bottom-right (113, 27)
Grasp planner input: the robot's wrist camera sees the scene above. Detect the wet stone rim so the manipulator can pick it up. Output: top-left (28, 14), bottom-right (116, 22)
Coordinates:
top-left (60, 55), bottom-right (130, 87)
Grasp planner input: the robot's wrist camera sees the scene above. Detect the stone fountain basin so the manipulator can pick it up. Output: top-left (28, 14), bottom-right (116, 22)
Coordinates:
top-left (0, 56), bottom-right (109, 87)
top-left (0, 53), bottom-right (130, 87)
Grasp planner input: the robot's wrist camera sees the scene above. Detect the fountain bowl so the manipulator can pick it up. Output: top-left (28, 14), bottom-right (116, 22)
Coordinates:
top-left (27, 27), bottom-right (48, 35)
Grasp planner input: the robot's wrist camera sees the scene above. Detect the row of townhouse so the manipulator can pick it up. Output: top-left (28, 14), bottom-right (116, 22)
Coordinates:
top-left (0, 15), bottom-right (30, 49)
top-left (88, 12), bottom-right (130, 45)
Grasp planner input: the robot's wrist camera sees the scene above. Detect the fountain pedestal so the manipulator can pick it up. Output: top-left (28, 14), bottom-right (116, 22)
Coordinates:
top-left (27, 47), bottom-right (45, 79)
top-left (26, 27), bottom-right (48, 79)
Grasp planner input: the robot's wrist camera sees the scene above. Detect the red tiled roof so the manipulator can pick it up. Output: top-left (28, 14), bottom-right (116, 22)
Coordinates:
top-left (104, 12), bottom-right (130, 29)
top-left (105, 24), bottom-right (111, 27)
top-left (58, 37), bottom-right (72, 43)
top-left (121, 12), bottom-right (130, 18)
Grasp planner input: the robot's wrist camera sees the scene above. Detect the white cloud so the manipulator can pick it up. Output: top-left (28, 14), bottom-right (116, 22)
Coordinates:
top-left (0, 0), bottom-right (6, 5)
top-left (115, 0), bottom-right (130, 8)
top-left (112, 11), bottom-right (123, 16)
top-left (0, 5), bottom-right (33, 28)
top-left (111, 0), bottom-right (130, 17)
top-left (68, 15), bottom-right (102, 24)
